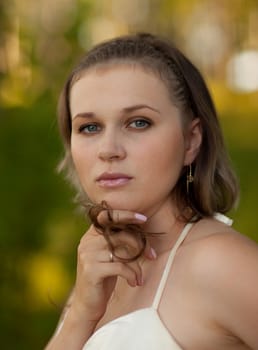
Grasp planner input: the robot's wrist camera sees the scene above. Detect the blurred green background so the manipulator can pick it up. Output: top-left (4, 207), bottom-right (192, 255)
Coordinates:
top-left (0, 0), bottom-right (257, 349)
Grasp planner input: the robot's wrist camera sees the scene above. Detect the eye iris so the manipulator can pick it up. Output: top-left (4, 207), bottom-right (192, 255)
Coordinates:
top-left (135, 120), bottom-right (147, 128)
top-left (87, 124), bottom-right (97, 132)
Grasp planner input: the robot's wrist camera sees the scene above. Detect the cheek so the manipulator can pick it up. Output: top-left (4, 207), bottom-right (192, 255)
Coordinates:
top-left (71, 141), bottom-right (81, 171)
top-left (139, 133), bottom-right (185, 172)
top-left (134, 134), bottom-right (185, 196)
top-left (70, 140), bottom-right (92, 180)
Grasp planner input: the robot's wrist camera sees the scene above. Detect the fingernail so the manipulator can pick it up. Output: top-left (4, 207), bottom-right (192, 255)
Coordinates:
top-left (150, 247), bottom-right (157, 259)
top-left (130, 280), bottom-right (136, 287)
top-left (134, 213), bottom-right (147, 222)
top-left (140, 276), bottom-right (144, 285)
top-left (137, 275), bottom-right (144, 286)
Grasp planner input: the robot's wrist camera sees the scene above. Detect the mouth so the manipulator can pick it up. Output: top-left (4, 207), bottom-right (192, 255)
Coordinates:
top-left (96, 172), bottom-right (133, 188)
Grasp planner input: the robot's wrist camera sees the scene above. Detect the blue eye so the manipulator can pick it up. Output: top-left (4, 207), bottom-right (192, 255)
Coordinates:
top-left (79, 124), bottom-right (101, 133)
top-left (130, 119), bottom-right (151, 129)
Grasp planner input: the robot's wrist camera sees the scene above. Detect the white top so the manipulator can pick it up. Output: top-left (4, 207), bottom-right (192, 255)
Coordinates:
top-left (80, 213), bottom-right (232, 349)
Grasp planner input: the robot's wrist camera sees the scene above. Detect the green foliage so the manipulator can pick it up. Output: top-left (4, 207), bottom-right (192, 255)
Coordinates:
top-left (0, 0), bottom-right (257, 348)
top-left (0, 94), bottom-right (86, 348)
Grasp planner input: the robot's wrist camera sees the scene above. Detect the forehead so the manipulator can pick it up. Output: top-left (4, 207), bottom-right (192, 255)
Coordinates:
top-left (69, 63), bottom-right (176, 117)
top-left (71, 62), bottom-right (168, 94)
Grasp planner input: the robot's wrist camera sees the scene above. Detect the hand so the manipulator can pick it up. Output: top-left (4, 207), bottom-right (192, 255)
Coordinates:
top-left (71, 208), bottom-right (157, 324)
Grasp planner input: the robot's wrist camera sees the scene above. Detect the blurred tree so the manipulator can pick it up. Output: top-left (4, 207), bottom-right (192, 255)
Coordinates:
top-left (0, 0), bottom-right (257, 348)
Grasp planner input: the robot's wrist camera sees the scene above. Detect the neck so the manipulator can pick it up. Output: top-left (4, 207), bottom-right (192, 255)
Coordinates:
top-left (141, 199), bottom-right (186, 255)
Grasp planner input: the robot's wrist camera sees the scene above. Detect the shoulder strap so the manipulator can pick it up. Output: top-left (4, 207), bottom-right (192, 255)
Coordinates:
top-left (152, 222), bottom-right (194, 310)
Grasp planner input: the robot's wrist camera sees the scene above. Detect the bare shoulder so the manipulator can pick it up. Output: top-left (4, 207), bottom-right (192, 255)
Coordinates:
top-left (186, 216), bottom-right (258, 278)
top-left (183, 216), bottom-right (258, 348)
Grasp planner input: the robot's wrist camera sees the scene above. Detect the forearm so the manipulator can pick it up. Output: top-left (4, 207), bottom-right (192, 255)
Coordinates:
top-left (45, 307), bottom-right (97, 350)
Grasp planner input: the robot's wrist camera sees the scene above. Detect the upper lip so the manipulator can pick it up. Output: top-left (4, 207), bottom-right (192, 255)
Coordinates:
top-left (96, 172), bottom-right (133, 181)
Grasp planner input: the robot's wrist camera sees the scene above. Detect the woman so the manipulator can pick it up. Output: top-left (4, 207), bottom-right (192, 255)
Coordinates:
top-left (46, 33), bottom-right (258, 349)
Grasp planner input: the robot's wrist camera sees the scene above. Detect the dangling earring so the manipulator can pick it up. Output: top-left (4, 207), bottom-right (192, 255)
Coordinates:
top-left (186, 164), bottom-right (194, 194)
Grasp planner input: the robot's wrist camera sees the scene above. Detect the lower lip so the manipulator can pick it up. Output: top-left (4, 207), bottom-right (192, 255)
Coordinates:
top-left (97, 178), bottom-right (132, 188)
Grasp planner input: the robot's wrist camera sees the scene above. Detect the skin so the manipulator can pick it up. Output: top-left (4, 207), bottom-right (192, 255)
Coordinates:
top-left (46, 64), bottom-right (258, 350)
top-left (69, 64), bottom-right (199, 217)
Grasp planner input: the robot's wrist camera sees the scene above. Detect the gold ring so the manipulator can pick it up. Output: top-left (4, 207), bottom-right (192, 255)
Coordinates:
top-left (109, 252), bottom-right (114, 262)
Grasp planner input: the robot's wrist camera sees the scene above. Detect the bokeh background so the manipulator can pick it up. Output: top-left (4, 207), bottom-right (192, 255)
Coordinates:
top-left (1, 0), bottom-right (258, 348)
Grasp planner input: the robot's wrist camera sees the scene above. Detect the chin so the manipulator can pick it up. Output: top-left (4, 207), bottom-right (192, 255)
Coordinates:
top-left (90, 193), bottom-right (144, 213)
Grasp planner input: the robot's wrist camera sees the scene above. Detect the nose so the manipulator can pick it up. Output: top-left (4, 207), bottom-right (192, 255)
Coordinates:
top-left (98, 130), bottom-right (126, 161)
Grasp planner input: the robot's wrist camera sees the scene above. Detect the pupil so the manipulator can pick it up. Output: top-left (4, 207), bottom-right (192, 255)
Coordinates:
top-left (136, 120), bottom-right (144, 127)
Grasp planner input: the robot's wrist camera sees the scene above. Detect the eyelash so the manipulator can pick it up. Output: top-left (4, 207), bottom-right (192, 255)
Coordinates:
top-left (78, 123), bottom-right (100, 133)
top-left (128, 118), bottom-right (151, 129)
top-left (78, 118), bottom-right (152, 134)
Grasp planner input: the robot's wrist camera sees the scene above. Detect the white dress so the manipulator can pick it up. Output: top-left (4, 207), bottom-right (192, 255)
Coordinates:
top-left (74, 214), bottom-right (231, 349)
top-left (82, 221), bottom-right (195, 349)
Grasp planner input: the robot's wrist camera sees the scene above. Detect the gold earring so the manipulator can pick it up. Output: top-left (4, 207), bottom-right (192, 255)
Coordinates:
top-left (187, 164), bottom-right (194, 194)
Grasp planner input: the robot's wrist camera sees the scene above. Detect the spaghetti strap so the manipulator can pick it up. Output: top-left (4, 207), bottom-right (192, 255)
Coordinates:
top-left (152, 222), bottom-right (194, 310)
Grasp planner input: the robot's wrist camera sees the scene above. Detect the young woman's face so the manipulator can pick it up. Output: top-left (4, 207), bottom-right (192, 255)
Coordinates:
top-left (70, 64), bottom-right (200, 216)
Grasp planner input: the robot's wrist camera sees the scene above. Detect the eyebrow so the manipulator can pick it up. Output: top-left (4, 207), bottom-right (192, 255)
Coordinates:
top-left (72, 104), bottom-right (160, 120)
top-left (123, 104), bottom-right (160, 114)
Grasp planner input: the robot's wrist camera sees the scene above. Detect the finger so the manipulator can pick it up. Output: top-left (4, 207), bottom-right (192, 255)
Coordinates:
top-left (97, 209), bottom-right (147, 227)
top-left (97, 250), bottom-right (143, 286)
top-left (126, 259), bottom-right (143, 286)
top-left (106, 230), bottom-right (148, 262)
top-left (110, 230), bottom-right (143, 251)
top-left (77, 239), bottom-right (144, 287)
top-left (99, 262), bottom-right (140, 287)
top-left (78, 226), bottom-right (107, 249)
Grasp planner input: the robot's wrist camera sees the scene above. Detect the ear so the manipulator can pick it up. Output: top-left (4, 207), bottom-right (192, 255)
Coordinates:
top-left (183, 118), bottom-right (202, 165)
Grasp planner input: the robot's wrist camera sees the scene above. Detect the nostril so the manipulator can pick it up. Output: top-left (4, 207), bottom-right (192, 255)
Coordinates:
top-left (98, 145), bottom-right (126, 161)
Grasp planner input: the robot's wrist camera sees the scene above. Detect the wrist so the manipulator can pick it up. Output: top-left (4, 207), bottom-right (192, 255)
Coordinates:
top-left (68, 304), bottom-right (97, 327)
